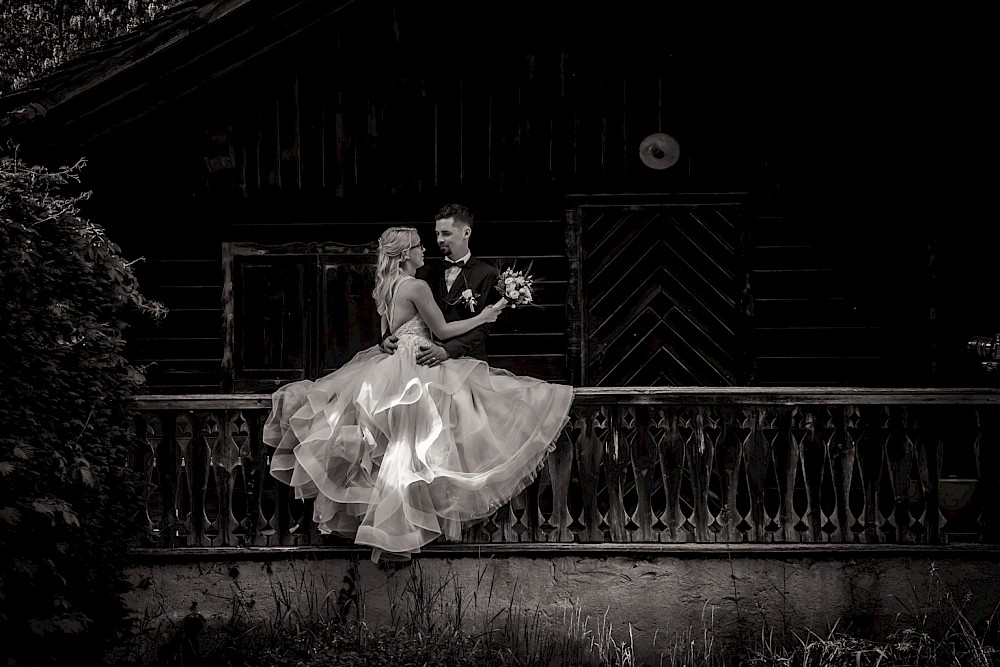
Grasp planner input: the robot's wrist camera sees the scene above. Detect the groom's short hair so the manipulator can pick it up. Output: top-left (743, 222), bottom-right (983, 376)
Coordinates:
top-left (435, 203), bottom-right (473, 229)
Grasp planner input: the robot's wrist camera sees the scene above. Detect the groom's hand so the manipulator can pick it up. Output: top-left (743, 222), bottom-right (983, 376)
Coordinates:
top-left (381, 335), bottom-right (399, 355)
top-left (416, 343), bottom-right (448, 367)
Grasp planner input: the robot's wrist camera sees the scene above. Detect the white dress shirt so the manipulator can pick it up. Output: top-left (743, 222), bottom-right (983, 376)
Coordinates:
top-left (444, 250), bottom-right (471, 292)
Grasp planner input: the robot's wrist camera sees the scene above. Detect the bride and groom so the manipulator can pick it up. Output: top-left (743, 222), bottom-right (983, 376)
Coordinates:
top-left (263, 204), bottom-right (573, 562)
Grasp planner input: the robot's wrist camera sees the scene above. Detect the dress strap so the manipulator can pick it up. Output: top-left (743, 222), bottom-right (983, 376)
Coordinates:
top-left (388, 275), bottom-right (414, 333)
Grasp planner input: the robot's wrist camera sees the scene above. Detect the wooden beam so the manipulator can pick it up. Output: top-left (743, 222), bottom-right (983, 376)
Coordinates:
top-left (134, 387), bottom-right (1000, 412)
top-left (127, 542), bottom-right (1000, 562)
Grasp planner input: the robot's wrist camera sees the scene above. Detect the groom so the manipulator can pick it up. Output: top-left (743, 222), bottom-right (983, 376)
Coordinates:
top-left (382, 204), bottom-right (499, 367)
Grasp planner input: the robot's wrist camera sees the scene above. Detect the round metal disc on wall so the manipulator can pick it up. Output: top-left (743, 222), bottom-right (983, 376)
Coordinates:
top-left (639, 133), bottom-right (680, 170)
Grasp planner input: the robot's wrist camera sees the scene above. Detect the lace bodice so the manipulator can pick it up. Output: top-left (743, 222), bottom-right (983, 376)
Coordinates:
top-left (390, 276), bottom-right (434, 356)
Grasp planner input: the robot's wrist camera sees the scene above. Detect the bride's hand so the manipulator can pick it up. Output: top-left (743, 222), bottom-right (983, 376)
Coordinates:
top-left (480, 303), bottom-right (503, 323)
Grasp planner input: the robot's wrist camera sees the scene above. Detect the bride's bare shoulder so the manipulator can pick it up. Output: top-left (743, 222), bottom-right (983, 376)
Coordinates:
top-left (397, 277), bottom-right (431, 299)
top-left (399, 277), bottom-right (430, 292)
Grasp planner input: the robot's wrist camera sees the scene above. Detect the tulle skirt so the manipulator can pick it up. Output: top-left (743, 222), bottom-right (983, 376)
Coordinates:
top-left (263, 346), bottom-right (573, 561)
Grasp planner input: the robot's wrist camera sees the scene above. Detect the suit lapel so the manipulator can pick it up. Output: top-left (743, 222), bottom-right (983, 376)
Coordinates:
top-left (437, 263), bottom-right (448, 304)
top-left (445, 256), bottom-right (475, 303)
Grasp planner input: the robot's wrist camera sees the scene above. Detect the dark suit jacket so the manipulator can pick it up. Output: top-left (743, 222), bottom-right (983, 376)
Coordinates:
top-left (415, 256), bottom-right (499, 361)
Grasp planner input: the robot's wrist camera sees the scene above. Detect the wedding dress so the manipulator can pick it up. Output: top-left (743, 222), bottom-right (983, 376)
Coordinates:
top-left (263, 275), bottom-right (573, 561)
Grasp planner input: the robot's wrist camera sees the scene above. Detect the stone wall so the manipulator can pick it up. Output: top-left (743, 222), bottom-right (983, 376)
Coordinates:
top-left (121, 547), bottom-right (1000, 663)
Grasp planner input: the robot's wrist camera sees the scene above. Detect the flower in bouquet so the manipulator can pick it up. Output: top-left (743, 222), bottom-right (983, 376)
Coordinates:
top-left (495, 266), bottom-right (534, 309)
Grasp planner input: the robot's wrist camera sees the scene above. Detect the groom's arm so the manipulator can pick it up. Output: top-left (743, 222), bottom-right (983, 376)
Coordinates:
top-left (439, 269), bottom-right (498, 359)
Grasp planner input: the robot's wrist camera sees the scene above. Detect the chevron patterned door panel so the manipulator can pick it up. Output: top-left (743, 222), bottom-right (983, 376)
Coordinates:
top-left (580, 202), bottom-right (745, 386)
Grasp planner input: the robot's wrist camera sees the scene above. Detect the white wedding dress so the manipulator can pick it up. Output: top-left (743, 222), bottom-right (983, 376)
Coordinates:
top-left (263, 275), bottom-right (573, 561)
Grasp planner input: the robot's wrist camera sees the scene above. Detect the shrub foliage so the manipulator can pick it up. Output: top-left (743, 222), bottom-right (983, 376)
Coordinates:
top-left (0, 153), bottom-right (166, 664)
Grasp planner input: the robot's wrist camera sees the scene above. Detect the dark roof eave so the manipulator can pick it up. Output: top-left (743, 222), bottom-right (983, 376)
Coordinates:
top-left (0, 0), bottom-right (260, 136)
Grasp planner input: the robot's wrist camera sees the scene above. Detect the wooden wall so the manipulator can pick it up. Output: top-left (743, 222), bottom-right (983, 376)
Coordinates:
top-left (45, 2), bottom-right (992, 392)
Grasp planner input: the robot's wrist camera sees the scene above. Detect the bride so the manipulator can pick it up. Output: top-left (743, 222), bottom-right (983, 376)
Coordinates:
top-left (263, 226), bottom-right (573, 562)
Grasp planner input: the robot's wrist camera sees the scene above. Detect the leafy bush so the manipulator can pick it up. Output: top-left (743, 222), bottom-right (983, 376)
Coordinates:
top-left (0, 153), bottom-right (166, 665)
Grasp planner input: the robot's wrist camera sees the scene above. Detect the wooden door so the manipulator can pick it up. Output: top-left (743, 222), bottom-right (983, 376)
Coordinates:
top-left (573, 199), bottom-right (749, 386)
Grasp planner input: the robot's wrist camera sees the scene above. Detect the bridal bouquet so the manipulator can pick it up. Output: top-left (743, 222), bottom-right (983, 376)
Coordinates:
top-left (494, 266), bottom-right (534, 309)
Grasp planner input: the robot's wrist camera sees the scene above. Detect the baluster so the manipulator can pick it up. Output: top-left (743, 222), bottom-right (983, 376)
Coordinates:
top-left (243, 409), bottom-right (266, 545)
top-left (789, 408), bottom-right (808, 542)
top-left (488, 500), bottom-right (510, 543)
top-left (253, 412), bottom-right (280, 545)
top-left (514, 486), bottom-right (533, 542)
top-left (645, 408), bottom-right (668, 540)
top-left (819, 409), bottom-right (839, 541)
top-left (816, 409), bottom-right (837, 540)
top-left (703, 408), bottom-right (726, 540)
top-left (497, 490), bottom-right (527, 543)
top-left (602, 407), bottom-right (629, 542)
top-left (901, 407), bottom-right (928, 542)
top-left (545, 427), bottom-right (575, 542)
top-left (615, 407), bottom-right (639, 541)
top-left (475, 506), bottom-right (502, 544)
top-left (830, 406), bottom-right (857, 542)
top-left (202, 412), bottom-right (222, 546)
top-left (154, 412), bottom-right (179, 546)
top-left (760, 408), bottom-right (798, 542)
top-left (800, 409), bottom-right (824, 542)
top-left (274, 467), bottom-right (296, 545)
top-left (716, 407), bottom-right (743, 543)
top-left (733, 409), bottom-right (753, 542)
top-left (279, 490), bottom-right (296, 546)
top-left (658, 408), bottom-right (685, 542)
top-left (777, 408), bottom-right (797, 542)
top-left (884, 406), bottom-right (914, 543)
top-left (188, 412), bottom-right (213, 546)
top-left (300, 498), bottom-right (317, 546)
top-left (877, 407), bottom-right (899, 541)
top-left (858, 406), bottom-right (883, 543)
top-left (762, 408), bottom-right (784, 541)
top-left (523, 475), bottom-right (542, 543)
top-left (211, 409), bottom-right (242, 546)
top-left (577, 407), bottom-right (605, 542)
top-left (846, 405), bottom-right (868, 542)
top-left (174, 412), bottom-right (195, 544)
top-left (628, 407), bottom-right (655, 542)
top-left (143, 412), bottom-right (168, 546)
top-left (228, 410), bottom-right (251, 546)
top-left (687, 407), bottom-right (716, 542)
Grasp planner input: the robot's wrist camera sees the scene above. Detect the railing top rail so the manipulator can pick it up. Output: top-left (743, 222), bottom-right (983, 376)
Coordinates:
top-left (134, 386), bottom-right (1000, 410)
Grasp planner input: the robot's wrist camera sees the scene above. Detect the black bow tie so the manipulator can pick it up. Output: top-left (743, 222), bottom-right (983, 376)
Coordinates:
top-left (444, 259), bottom-right (466, 269)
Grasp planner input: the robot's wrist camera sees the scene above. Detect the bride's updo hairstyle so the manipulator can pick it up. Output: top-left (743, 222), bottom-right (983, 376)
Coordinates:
top-left (373, 226), bottom-right (419, 317)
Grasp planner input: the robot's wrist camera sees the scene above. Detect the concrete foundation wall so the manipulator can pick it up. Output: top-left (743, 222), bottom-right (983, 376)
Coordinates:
top-left (123, 547), bottom-right (1000, 663)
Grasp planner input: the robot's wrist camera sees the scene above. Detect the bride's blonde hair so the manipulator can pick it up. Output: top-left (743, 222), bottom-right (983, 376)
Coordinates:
top-left (373, 226), bottom-right (419, 317)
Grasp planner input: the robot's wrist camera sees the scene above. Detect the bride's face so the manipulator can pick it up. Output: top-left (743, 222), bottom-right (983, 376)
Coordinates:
top-left (405, 233), bottom-right (425, 269)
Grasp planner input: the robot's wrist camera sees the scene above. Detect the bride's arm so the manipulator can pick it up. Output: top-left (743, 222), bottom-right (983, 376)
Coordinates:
top-left (407, 280), bottom-right (499, 339)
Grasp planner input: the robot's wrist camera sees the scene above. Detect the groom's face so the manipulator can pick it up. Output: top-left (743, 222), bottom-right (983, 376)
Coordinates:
top-left (435, 217), bottom-right (471, 258)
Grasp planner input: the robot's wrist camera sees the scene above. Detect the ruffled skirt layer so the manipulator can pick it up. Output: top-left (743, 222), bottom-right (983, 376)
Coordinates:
top-left (263, 347), bottom-right (573, 561)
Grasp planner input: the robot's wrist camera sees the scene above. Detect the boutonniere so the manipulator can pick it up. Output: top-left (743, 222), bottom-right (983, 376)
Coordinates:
top-left (459, 288), bottom-right (479, 313)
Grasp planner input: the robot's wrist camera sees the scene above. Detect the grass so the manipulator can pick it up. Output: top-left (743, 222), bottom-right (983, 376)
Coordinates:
top-left (108, 558), bottom-right (999, 667)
